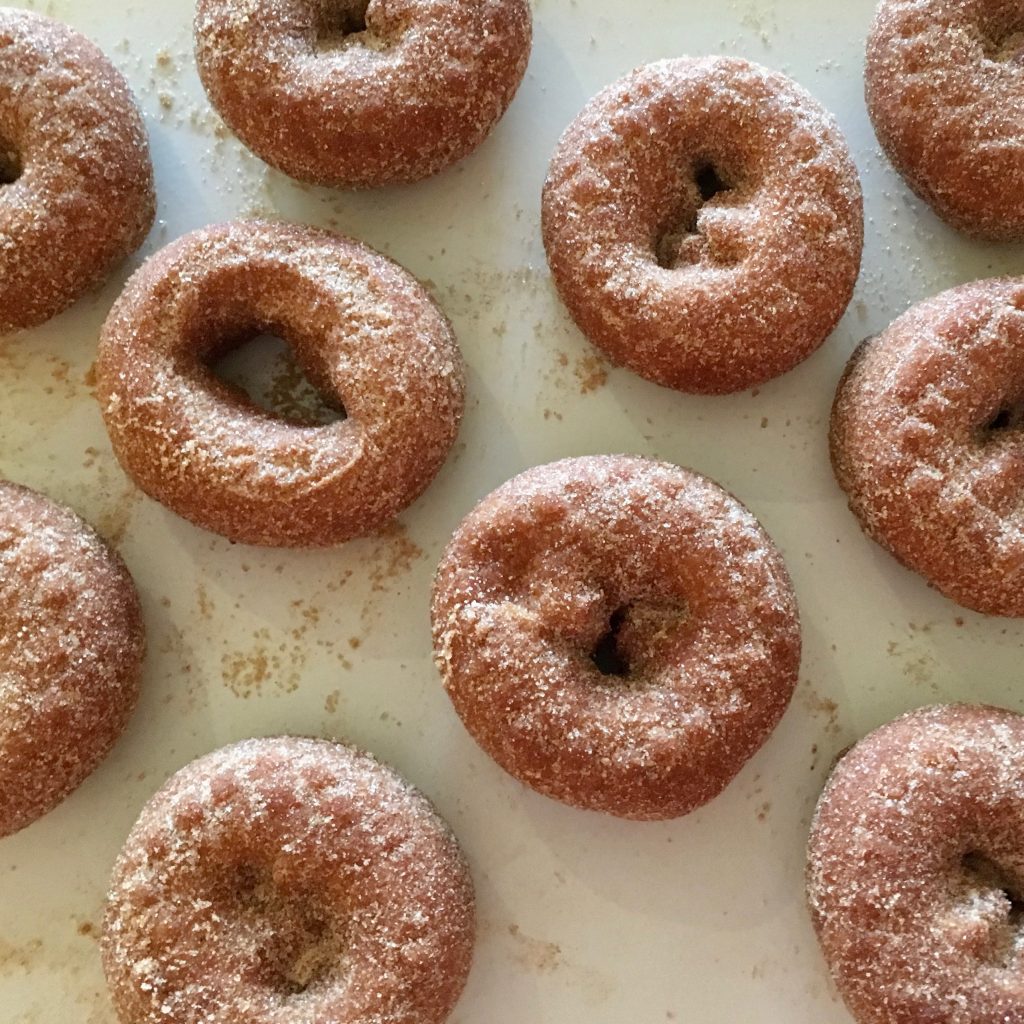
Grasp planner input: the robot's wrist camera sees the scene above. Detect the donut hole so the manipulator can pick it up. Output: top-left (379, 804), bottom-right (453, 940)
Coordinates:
top-left (0, 141), bottom-right (21, 186)
top-left (315, 0), bottom-right (373, 49)
top-left (210, 333), bottom-right (346, 427)
top-left (587, 598), bottom-right (689, 680)
top-left (232, 863), bottom-right (344, 997)
top-left (655, 160), bottom-right (741, 270)
top-left (590, 605), bottom-right (631, 677)
top-left (981, 401), bottom-right (1024, 438)
top-left (981, 14), bottom-right (1024, 63)
top-left (695, 163), bottom-right (729, 204)
top-left (960, 851), bottom-right (1024, 963)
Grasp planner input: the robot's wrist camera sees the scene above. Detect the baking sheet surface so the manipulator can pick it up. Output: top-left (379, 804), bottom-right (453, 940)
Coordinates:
top-left (3, 1), bottom-right (1024, 1021)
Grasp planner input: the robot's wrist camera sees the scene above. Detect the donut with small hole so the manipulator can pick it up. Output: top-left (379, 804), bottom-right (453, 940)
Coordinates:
top-left (866, 0), bottom-right (1024, 239)
top-left (541, 57), bottom-right (863, 394)
top-left (0, 8), bottom-right (154, 333)
top-left (831, 277), bottom-right (1024, 616)
top-left (102, 737), bottom-right (475, 1024)
top-left (808, 704), bottom-right (1024, 1024)
top-left (194, 0), bottom-right (532, 188)
top-left (431, 455), bottom-right (801, 820)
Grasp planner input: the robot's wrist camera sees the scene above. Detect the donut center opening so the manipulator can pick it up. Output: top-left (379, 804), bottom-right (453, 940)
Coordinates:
top-left (316, 0), bottom-right (371, 48)
top-left (655, 161), bottom-right (738, 270)
top-left (211, 334), bottom-right (346, 427)
top-left (233, 864), bottom-right (343, 996)
top-left (961, 852), bottom-right (1024, 965)
top-left (590, 605), bottom-right (631, 678)
top-left (981, 401), bottom-right (1024, 438)
top-left (983, 22), bottom-right (1024, 63)
top-left (0, 141), bottom-right (21, 186)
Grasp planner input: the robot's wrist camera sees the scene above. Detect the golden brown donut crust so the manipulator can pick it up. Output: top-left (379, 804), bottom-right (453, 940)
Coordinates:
top-left (102, 737), bottom-right (475, 1024)
top-left (808, 704), bottom-right (1024, 1024)
top-left (542, 57), bottom-right (863, 395)
top-left (866, 0), bottom-right (1024, 240)
top-left (0, 481), bottom-right (144, 837)
top-left (194, 0), bottom-right (532, 188)
top-left (0, 8), bottom-right (154, 334)
top-left (96, 220), bottom-right (465, 548)
top-left (831, 278), bottom-right (1024, 616)
top-left (431, 455), bottom-right (801, 820)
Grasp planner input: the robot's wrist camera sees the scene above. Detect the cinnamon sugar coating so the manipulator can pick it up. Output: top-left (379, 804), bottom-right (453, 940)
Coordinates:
top-left (96, 220), bottom-right (465, 548)
top-left (866, 0), bottom-right (1024, 240)
top-left (808, 704), bottom-right (1024, 1024)
top-left (102, 737), bottom-right (475, 1024)
top-left (541, 57), bottom-right (863, 395)
top-left (431, 455), bottom-right (801, 820)
top-left (194, 0), bottom-right (532, 189)
top-left (0, 481), bottom-right (144, 837)
top-left (831, 278), bottom-right (1024, 616)
top-left (0, 8), bottom-right (154, 334)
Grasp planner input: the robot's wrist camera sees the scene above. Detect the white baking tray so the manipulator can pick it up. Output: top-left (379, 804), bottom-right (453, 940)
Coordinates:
top-left (3, 0), bottom-right (1024, 1021)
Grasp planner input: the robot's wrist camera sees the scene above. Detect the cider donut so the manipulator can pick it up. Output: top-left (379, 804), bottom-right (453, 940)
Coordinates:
top-left (96, 220), bottom-right (465, 548)
top-left (831, 278), bottom-right (1024, 616)
top-left (0, 480), bottom-right (144, 837)
top-left (0, 8), bottom-right (154, 333)
top-left (866, 0), bottom-right (1024, 240)
top-left (194, 0), bottom-right (532, 188)
top-left (808, 703), bottom-right (1024, 1024)
top-left (542, 57), bottom-right (863, 394)
top-left (431, 455), bottom-right (801, 820)
top-left (102, 737), bottom-right (474, 1024)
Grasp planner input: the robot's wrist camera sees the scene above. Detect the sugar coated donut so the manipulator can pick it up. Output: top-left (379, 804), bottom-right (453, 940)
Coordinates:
top-left (431, 455), bottom-right (801, 820)
top-left (866, 0), bottom-right (1024, 240)
top-left (0, 8), bottom-right (154, 334)
top-left (194, 0), bottom-right (532, 188)
top-left (542, 57), bottom-right (863, 395)
top-left (102, 736), bottom-right (475, 1024)
top-left (808, 703), bottom-right (1024, 1024)
top-left (96, 220), bottom-right (465, 548)
top-left (832, 278), bottom-right (1024, 616)
top-left (0, 480), bottom-right (144, 837)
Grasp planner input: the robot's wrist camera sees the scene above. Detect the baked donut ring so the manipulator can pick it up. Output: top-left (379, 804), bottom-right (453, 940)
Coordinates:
top-left (866, 0), bottom-right (1024, 240)
top-left (0, 480), bottom-right (144, 837)
top-left (431, 455), bottom-right (801, 820)
top-left (542, 57), bottom-right (863, 394)
top-left (831, 278), bottom-right (1024, 616)
top-left (96, 220), bottom-right (465, 548)
top-left (808, 704), bottom-right (1024, 1024)
top-left (102, 737), bottom-right (474, 1024)
top-left (194, 0), bottom-right (532, 188)
top-left (0, 8), bottom-right (154, 334)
